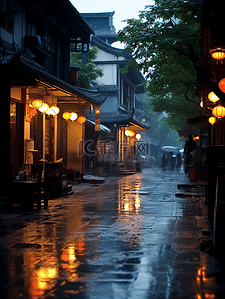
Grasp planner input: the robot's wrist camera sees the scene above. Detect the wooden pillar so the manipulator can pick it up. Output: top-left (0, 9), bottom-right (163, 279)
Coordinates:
top-left (0, 78), bottom-right (11, 198)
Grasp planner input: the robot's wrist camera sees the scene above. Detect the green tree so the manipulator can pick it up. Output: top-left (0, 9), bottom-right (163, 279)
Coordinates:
top-left (118, 0), bottom-right (203, 130)
top-left (70, 46), bottom-right (103, 90)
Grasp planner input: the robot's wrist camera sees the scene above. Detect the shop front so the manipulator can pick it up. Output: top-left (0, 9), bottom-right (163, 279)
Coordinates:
top-left (4, 56), bottom-right (105, 202)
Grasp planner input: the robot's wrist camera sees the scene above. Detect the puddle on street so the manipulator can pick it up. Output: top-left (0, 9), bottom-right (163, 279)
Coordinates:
top-left (1, 169), bottom-right (224, 299)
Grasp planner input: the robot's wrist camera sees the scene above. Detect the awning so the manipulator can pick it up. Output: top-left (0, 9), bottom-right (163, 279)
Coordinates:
top-left (1, 53), bottom-right (106, 106)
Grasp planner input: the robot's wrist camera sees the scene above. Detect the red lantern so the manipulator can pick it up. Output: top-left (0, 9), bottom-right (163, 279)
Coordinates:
top-left (77, 116), bottom-right (86, 124)
top-left (219, 78), bottom-right (225, 93)
top-left (212, 105), bottom-right (225, 118)
top-left (30, 107), bottom-right (37, 116)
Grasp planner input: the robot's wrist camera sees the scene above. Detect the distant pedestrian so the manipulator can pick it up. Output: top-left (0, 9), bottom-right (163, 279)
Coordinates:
top-left (176, 152), bottom-right (182, 171)
top-left (183, 134), bottom-right (196, 174)
top-left (161, 153), bottom-right (166, 170)
top-left (170, 152), bottom-right (175, 170)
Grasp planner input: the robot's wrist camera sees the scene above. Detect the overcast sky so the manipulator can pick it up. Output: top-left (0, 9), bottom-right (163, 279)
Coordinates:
top-left (71, 0), bottom-right (154, 32)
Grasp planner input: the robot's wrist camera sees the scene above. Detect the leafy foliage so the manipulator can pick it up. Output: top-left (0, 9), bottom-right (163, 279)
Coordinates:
top-left (70, 46), bottom-right (103, 89)
top-left (118, 0), bottom-right (203, 130)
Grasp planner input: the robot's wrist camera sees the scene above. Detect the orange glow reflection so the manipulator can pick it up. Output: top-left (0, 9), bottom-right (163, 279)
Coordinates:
top-left (197, 267), bottom-right (208, 284)
top-left (61, 245), bottom-right (79, 270)
top-left (29, 266), bottom-right (58, 297)
top-left (118, 179), bottom-right (141, 214)
top-left (76, 237), bottom-right (86, 255)
top-left (196, 295), bottom-right (215, 299)
top-left (61, 245), bottom-right (76, 263)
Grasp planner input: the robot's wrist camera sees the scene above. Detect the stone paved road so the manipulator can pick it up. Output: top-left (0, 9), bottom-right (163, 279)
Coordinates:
top-left (0, 168), bottom-right (225, 299)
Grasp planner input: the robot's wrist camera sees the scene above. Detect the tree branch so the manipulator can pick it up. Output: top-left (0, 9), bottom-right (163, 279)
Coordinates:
top-left (173, 43), bottom-right (225, 103)
top-left (184, 85), bottom-right (199, 106)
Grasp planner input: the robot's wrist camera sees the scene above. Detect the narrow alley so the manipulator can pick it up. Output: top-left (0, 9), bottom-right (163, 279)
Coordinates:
top-left (0, 168), bottom-right (225, 299)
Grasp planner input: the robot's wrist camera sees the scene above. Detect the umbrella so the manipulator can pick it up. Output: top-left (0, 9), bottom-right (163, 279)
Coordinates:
top-left (161, 146), bottom-right (180, 154)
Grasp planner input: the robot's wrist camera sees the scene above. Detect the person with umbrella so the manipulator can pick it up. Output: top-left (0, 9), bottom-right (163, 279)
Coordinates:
top-left (183, 134), bottom-right (196, 175)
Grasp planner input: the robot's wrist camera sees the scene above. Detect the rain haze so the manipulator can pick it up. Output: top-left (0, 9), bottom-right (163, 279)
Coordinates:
top-left (2, 0), bottom-right (225, 298)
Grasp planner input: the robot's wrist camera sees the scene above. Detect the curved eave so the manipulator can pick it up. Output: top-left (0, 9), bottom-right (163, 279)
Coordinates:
top-left (129, 119), bottom-right (150, 131)
top-left (91, 37), bottom-right (132, 58)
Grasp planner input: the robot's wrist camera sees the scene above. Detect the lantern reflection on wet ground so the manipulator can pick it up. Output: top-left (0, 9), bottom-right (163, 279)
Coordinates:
top-left (61, 245), bottom-right (77, 269)
top-left (2, 168), bottom-right (225, 299)
top-left (29, 261), bottom-right (58, 297)
top-left (118, 177), bottom-right (143, 214)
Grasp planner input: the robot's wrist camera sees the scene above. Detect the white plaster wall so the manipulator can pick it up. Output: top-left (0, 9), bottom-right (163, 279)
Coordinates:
top-left (95, 64), bottom-right (117, 85)
top-left (95, 48), bottom-right (126, 62)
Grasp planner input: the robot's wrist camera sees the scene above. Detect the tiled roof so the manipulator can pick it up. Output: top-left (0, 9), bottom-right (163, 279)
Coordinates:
top-left (100, 111), bottom-right (133, 124)
top-left (1, 53), bottom-right (106, 105)
top-left (98, 85), bottom-right (118, 94)
top-left (86, 109), bottom-right (149, 130)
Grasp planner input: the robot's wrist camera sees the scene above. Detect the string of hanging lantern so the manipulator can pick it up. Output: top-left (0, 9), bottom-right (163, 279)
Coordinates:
top-left (62, 111), bottom-right (86, 123)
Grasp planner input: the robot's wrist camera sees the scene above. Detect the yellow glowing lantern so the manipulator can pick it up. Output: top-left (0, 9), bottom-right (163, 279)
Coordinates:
top-left (211, 48), bottom-right (225, 62)
top-left (125, 130), bottom-right (130, 136)
top-left (77, 116), bottom-right (86, 124)
top-left (212, 105), bottom-right (225, 118)
top-left (70, 112), bottom-right (78, 121)
top-left (130, 130), bottom-right (135, 137)
top-left (209, 116), bottom-right (217, 125)
top-left (219, 78), bottom-right (225, 93)
top-left (208, 91), bottom-right (220, 102)
top-left (38, 103), bottom-right (49, 113)
top-left (63, 111), bottom-right (72, 121)
top-left (49, 106), bottom-right (60, 116)
top-left (32, 99), bottom-right (43, 109)
top-left (136, 133), bottom-right (142, 140)
top-left (125, 129), bottom-right (135, 137)
top-left (45, 108), bottom-right (51, 115)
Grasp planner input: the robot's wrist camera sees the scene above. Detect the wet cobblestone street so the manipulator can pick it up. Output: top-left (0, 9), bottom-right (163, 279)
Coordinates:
top-left (1, 168), bottom-right (225, 299)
